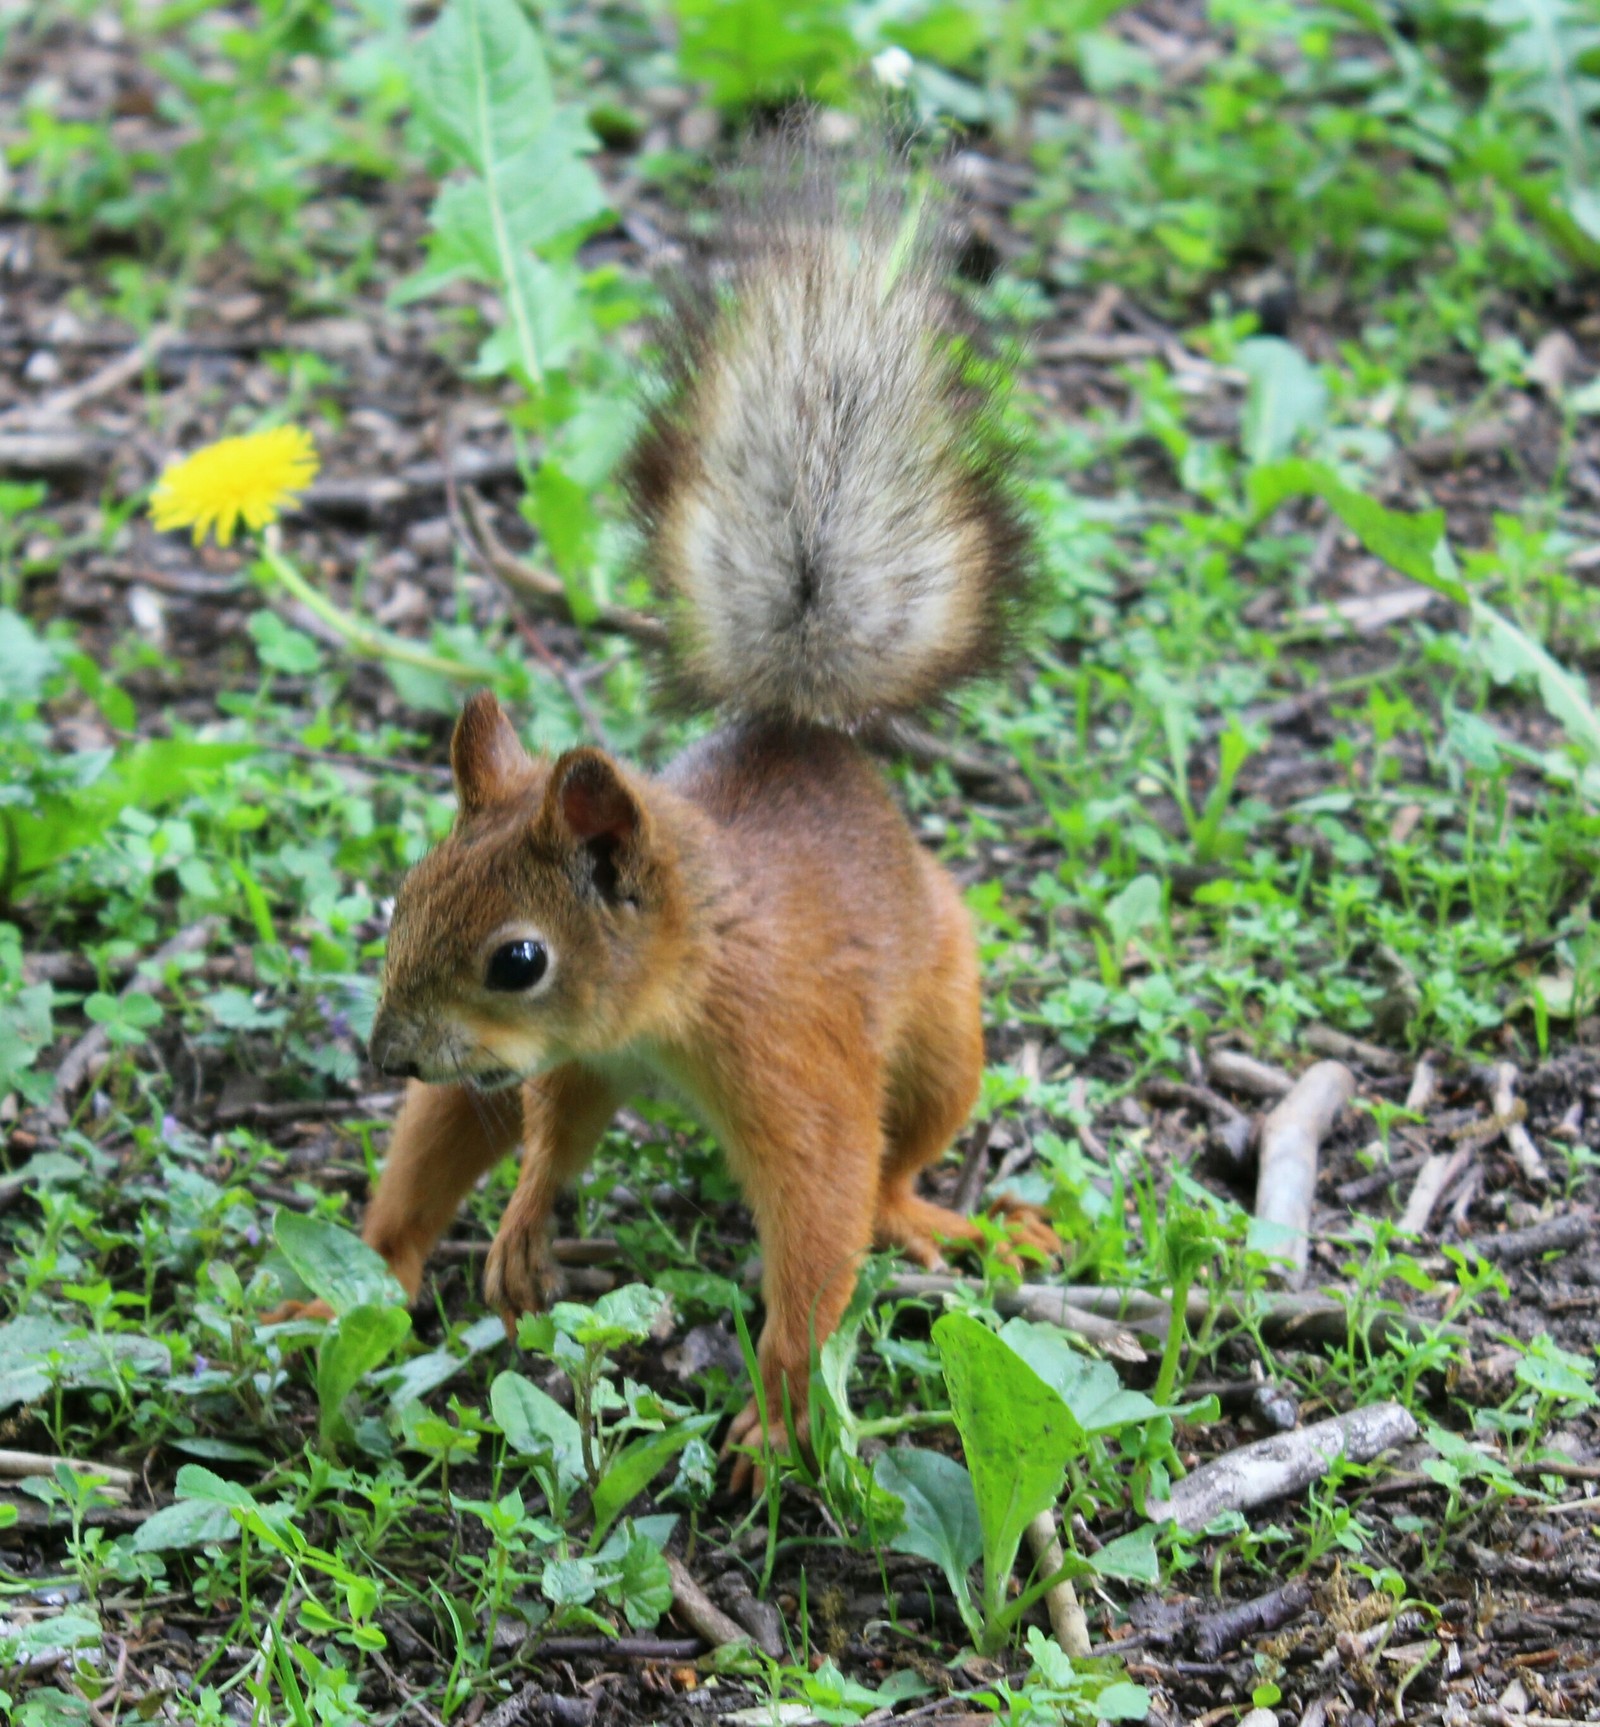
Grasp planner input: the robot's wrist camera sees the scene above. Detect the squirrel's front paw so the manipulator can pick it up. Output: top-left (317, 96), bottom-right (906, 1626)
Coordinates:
top-left (483, 1217), bottom-right (564, 1342)
top-left (259, 1296), bottom-right (336, 1326)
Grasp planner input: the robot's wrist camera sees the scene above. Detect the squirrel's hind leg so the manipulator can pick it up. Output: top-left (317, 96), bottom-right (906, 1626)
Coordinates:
top-left (874, 876), bottom-right (1060, 1269)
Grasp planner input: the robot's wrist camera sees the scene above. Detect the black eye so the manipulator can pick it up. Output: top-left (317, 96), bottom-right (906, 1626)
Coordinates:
top-left (485, 939), bottom-right (549, 992)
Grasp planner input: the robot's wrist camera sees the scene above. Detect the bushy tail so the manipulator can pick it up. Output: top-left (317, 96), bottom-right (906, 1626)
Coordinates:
top-left (627, 144), bottom-right (1033, 731)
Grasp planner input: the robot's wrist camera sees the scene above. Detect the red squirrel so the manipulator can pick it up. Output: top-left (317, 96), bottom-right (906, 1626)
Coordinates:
top-left (270, 151), bottom-right (1058, 1486)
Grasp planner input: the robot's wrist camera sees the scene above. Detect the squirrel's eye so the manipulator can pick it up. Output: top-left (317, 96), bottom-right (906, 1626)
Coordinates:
top-left (485, 939), bottom-right (549, 992)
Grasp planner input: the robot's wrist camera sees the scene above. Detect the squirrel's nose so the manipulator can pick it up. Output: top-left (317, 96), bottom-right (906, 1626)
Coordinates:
top-left (369, 1017), bottom-right (421, 1081)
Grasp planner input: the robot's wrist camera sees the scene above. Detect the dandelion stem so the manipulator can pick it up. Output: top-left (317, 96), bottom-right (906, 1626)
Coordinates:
top-left (256, 543), bottom-right (483, 684)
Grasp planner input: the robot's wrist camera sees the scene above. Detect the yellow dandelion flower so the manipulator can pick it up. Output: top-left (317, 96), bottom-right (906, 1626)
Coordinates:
top-left (149, 424), bottom-right (320, 548)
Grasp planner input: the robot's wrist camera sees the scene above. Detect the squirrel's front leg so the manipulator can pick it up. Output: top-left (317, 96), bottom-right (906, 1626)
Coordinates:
top-left (262, 1080), bottom-right (523, 1324)
top-left (722, 1100), bottom-right (882, 1494)
top-left (483, 1062), bottom-right (620, 1339)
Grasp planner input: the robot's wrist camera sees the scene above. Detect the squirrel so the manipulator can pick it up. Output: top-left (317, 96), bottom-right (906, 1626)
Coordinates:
top-left (271, 149), bottom-right (1059, 1486)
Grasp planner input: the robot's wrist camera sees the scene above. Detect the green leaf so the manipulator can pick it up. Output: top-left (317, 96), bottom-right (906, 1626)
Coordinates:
top-left (934, 1312), bottom-right (1083, 1639)
top-left (998, 1319), bottom-right (1164, 1434)
top-left (616, 1534), bottom-right (674, 1630)
top-left (591, 1415), bottom-right (716, 1546)
top-left (171, 1463), bottom-right (259, 1509)
top-left (316, 1305), bottom-right (412, 1445)
top-left (872, 1447), bottom-right (981, 1610)
top-left (273, 1211), bottom-right (407, 1315)
top-left (412, 0), bottom-right (607, 386)
top-left (490, 1370), bottom-right (586, 1490)
top-left (1088, 1523), bottom-right (1161, 1584)
top-left (131, 1497), bottom-right (240, 1552)
top-left (1238, 337), bottom-right (1327, 466)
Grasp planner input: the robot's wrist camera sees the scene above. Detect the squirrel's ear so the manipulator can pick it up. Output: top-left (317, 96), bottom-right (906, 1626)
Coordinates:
top-left (451, 691), bottom-right (530, 814)
top-left (551, 749), bottom-right (640, 846)
top-left (548, 750), bottom-right (645, 902)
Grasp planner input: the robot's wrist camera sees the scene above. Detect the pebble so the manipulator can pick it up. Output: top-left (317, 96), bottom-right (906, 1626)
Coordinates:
top-left (23, 349), bottom-right (62, 386)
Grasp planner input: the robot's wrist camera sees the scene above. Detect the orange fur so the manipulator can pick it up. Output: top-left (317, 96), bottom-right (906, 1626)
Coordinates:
top-left (343, 706), bottom-right (1056, 1486)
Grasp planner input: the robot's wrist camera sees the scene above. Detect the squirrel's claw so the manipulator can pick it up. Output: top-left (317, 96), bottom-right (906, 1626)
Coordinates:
top-left (483, 1217), bottom-right (563, 1338)
top-left (722, 1396), bottom-right (806, 1498)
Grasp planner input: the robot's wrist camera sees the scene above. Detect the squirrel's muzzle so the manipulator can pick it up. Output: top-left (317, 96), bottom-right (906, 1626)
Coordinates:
top-left (368, 1013), bottom-right (421, 1081)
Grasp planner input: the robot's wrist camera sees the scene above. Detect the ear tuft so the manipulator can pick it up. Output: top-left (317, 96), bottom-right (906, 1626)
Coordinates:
top-left (554, 751), bottom-right (640, 846)
top-left (451, 691), bottom-right (531, 814)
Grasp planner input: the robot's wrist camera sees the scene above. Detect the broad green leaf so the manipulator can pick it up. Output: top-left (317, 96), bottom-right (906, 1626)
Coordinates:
top-left (490, 1370), bottom-right (586, 1491)
top-left (412, 0), bottom-right (607, 385)
top-left (273, 1212), bottom-right (406, 1315)
top-left (316, 1305), bottom-right (412, 1443)
top-left (616, 1534), bottom-right (674, 1630)
top-left (872, 1447), bottom-right (981, 1609)
top-left (934, 1312), bottom-right (1081, 1625)
top-left (1238, 337), bottom-right (1327, 466)
top-left (131, 1497), bottom-right (239, 1552)
top-left (998, 1320), bottom-right (1164, 1434)
top-left (1088, 1523), bottom-right (1161, 1584)
top-left (590, 1414), bottom-right (716, 1545)
top-left (0, 1316), bottom-right (170, 1413)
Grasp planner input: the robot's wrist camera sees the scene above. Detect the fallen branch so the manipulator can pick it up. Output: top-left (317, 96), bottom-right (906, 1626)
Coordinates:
top-left (881, 1274), bottom-right (1463, 1355)
top-left (1397, 1142), bottom-right (1475, 1237)
top-left (1467, 1208), bottom-right (1590, 1265)
top-left (47, 918), bottom-right (222, 1127)
top-left (1144, 1402), bottom-right (1419, 1531)
top-left (460, 486), bottom-right (667, 647)
top-left (1206, 1048), bottom-right (1294, 1100)
top-left (1255, 1061), bottom-right (1355, 1285)
top-left (1190, 1579), bottom-right (1313, 1660)
top-left (665, 1554), bottom-right (751, 1650)
top-left (0, 430), bottom-right (114, 475)
top-left (1023, 1511), bottom-right (1091, 1658)
top-left (1302, 1026), bottom-right (1403, 1074)
top-left (478, 1682), bottom-right (593, 1727)
top-left (0, 1450), bottom-right (135, 1500)
top-left (1489, 1062), bottom-right (1549, 1187)
top-left (1404, 1056), bottom-right (1438, 1114)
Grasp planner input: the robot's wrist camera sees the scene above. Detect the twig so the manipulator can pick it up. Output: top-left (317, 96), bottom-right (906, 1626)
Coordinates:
top-left (216, 1092), bottom-right (403, 1126)
top-left (460, 486), bottom-right (667, 646)
top-left (1302, 1026), bottom-right (1403, 1074)
top-left (1207, 1048), bottom-right (1295, 1100)
top-left (477, 1681), bottom-right (591, 1727)
top-left (1336, 1152), bottom-right (1427, 1208)
top-left (951, 1121), bottom-right (993, 1217)
top-left (1466, 1208), bottom-right (1590, 1265)
top-left (0, 1450), bottom-right (136, 1498)
top-left (1398, 1143), bottom-right (1475, 1236)
top-left (664, 1555), bottom-right (751, 1649)
top-left (1023, 1511), bottom-right (1091, 1658)
top-left (870, 716), bottom-right (1031, 804)
top-left (1254, 1061), bottom-right (1355, 1285)
top-left (46, 917), bottom-right (221, 1126)
top-left (882, 1274), bottom-right (1146, 1361)
top-left (881, 1273), bottom-right (1464, 1355)
top-left (1143, 1402), bottom-right (1418, 1531)
top-left (0, 431), bottom-right (115, 475)
top-left (1190, 1579), bottom-right (1313, 1660)
top-left (1404, 1056), bottom-right (1438, 1114)
top-left (0, 322), bottom-right (175, 429)
top-left (1489, 1062), bottom-right (1549, 1187)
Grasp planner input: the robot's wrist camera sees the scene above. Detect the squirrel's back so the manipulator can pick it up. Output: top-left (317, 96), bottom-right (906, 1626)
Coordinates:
top-left (628, 144), bottom-right (1032, 732)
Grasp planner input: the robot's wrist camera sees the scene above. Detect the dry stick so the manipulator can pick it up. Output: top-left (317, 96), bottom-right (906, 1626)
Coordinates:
top-left (1490, 1062), bottom-right (1549, 1187)
top-left (1405, 1055), bottom-right (1438, 1114)
top-left (1022, 1511), bottom-right (1091, 1658)
top-left (1207, 1048), bottom-right (1295, 1100)
top-left (1398, 1141), bottom-right (1475, 1237)
top-left (664, 1554), bottom-right (751, 1650)
top-left (46, 918), bottom-right (221, 1127)
top-left (1190, 1579), bottom-right (1312, 1661)
top-left (0, 1450), bottom-right (136, 1499)
top-left (0, 322), bottom-right (176, 431)
top-left (882, 1274), bottom-right (1147, 1362)
top-left (880, 1273), bottom-right (1463, 1355)
top-left (1254, 1061), bottom-right (1355, 1286)
top-left (1469, 1209), bottom-right (1591, 1265)
top-left (459, 486), bottom-right (667, 647)
top-left (0, 431), bottom-right (115, 475)
top-left (1143, 1402), bottom-right (1419, 1531)
top-left (1302, 1025), bottom-right (1403, 1074)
